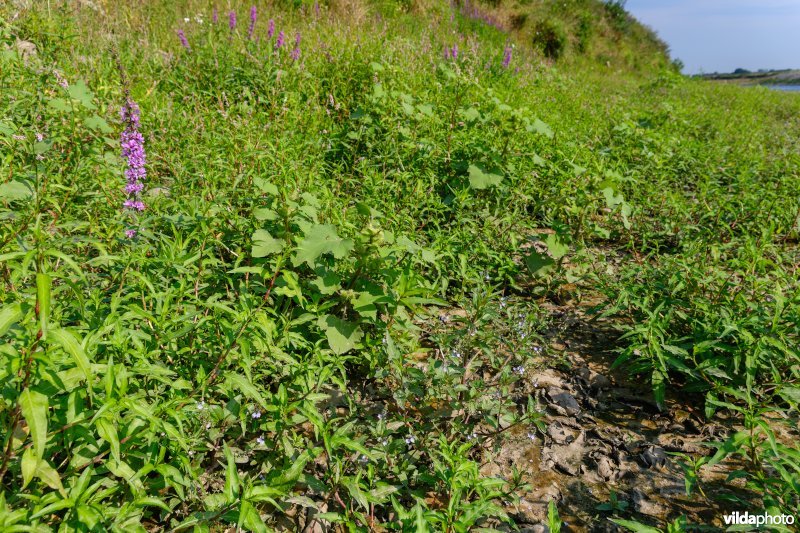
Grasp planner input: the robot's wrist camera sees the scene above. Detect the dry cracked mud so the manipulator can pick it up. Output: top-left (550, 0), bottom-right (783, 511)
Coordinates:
top-left (483, 305), bottom-right (777, 532)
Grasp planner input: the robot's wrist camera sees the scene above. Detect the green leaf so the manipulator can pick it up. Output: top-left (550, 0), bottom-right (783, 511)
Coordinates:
top-left (317, 315), bottom-right (363, 355)
top-left (251, 229), bottom-right (284, 258)
top-left (525, 251), bottom-right (555, 278)
top-left (68, 80), bottom-right (96, 109)
top-left (223, 443), bottom-right (240, 504)
top-left (530, 118), bottom-right (554, 138)
top-left (48, 98), bottom-right (71, 112)
top-left (19, 389), bottom-right (48, 462)
top-left (239, 500), bottom-right (268, 533)
top-left (95, 418), bottom-right (120, 464)
top-left (49, 328), bottom-right (93, 384)
top-left (34, 459), bottom-right (67, 497)
top-left (21, 448), bottom-right (37, 488)
top-left (544, 233), bottom-right (569, 259)
top-left (293, 224), bottom-right (353, 267)
top-left (0, 180), bottom-right (33, 202)
top-left (84, 115), bottom-right (112, 132)
top-left (0, 303), bottom-right (23, 337)
top-left (253, 178), bottom-right (278, 195)
top-left (467, 164), bottom-right (503, 189)
top-left (548, 501), bottom-right (562, 533)
top-left (36, 273), bottom-right (51, 340)
top-left (225, 372), bottom-right (269, 410)
top-left (309, 270), bottom-right (341, 295)
top-left (609, 518), bottom-right (661, 533)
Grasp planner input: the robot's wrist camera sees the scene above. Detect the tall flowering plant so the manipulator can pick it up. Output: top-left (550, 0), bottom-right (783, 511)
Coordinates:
top-left (120, 98), bottom-right (146, 237)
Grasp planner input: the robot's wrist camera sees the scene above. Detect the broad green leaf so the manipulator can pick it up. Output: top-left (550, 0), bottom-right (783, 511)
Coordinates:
top-left (309, 270), bottom-right (341, 295)
top-left (0, 180), bottom-right (33, 202)
top-left (254, 207), bottom-right (279, 221)
top-left (529, 118), bottom-right (554, 138)
top-left (36, 273), bottom-right (51, 339)
top-left (48, 98), bottom-right (71, 112)
top-left (19, 389), bottom-right (48, 462)
top-left (253, 178), bottom-right (278, 195)
top-left (84, 115), bottom-right (112, 132)
top-left (468, 164), bottom-right (503, 189)
top-left (68, 80), bottom-right (96, 109)
top-left (293, 224), bottom-right (353, 267)
top-left (544, 233), bottom-right (569, 259)
top-left (0, 303), bottom-right (23, 336)
top-left (251, 229), bottom-right (284, 258)
top-left (317, 315), bottom-right (363, 355)
top-left (49, 328), bottom-right (93, 383)
top-left (525, 251), bottom-right (555, 278)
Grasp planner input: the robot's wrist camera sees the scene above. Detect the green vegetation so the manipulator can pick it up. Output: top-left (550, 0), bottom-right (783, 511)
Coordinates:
top-left (1, 0), bottom-right (798, 530)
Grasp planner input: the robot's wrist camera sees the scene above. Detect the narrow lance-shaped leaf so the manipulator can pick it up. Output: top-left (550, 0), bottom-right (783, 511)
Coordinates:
top-left (36, 273), bottom-right (51, 340)
top-left (49, 328), bottom-right (93, 384)
top-left (19, 389), bottom-right (48, 461)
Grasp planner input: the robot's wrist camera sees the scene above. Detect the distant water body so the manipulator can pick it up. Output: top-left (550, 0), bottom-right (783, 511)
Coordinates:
top-left (768, 85), bottom-right (800, 92)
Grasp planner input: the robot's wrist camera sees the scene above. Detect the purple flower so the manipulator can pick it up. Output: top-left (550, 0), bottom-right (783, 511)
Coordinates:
top-left (248, 6), bottom-right (257, 40)
top-left (120, 98), bottom-right (146, 223)
top-left (177, 29), bottom-right (190, 50)
top-left (275, 30), bottom-right (285, 49)
top-left (314, 1), bottom-right (320, 17)
top-left (228, 10), bottom-right (236, 31)
top-left (291, 46), bottom-right (301, 61)
top-left (295, 32), bottom-right (301, 47)
top-left (450, 44), bottom-right (458, 60)
top-left (502, 45), bottom-right (512, 68)
top-left (267, 19), bottom-right (275, 39)
top-left (213, 8), bottom-right (218, 24)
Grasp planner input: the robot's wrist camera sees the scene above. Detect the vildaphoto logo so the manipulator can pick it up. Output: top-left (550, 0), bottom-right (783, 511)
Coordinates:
top-left (723, 511), bottom-right (795, 527)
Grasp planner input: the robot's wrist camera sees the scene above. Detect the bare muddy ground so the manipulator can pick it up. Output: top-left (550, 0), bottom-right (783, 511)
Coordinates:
top-left (483, 305), bottom-right (772, 532)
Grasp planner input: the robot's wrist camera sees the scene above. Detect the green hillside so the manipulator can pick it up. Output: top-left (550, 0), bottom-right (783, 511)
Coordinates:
top-left (0, 0), bottom-right (798, 530)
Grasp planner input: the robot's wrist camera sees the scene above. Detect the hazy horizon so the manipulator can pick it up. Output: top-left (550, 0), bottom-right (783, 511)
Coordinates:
top-left (625, 0), bottom-right (800, 74)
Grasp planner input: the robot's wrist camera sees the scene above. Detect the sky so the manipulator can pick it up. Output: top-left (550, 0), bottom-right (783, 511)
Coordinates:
top-left (624, 0), bottom-right (800, 74)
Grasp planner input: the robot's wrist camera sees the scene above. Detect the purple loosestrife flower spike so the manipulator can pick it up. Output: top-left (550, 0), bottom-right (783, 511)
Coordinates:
top-left (291, 46), bottom-right (301, 61)
top-left (229, 10), bottom-right (236, 31)
top-left (268, 19), bottom-right (275, 39)
top-left (213, 8), bottom-right (218, 23)
top-left (451, 44), bottom-right (458, 60)
top-left (248, 6), bottom-right (257, 40)
top-left (120, 98), bottom-right (146, 232)
top-left (275, 30), bottom-right (285, 49)
top-left (295, 32), bottom-right (301, 47)
top-left (177, 29), bottom-right (190, 50)
top-left (502, 45), bottom-right (512, 68)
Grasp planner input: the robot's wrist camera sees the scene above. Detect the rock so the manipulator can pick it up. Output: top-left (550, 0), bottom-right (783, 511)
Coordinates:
top-left (15, 40), bottom-right (37, 63)
top-left (544, 431), bottom-right (586, 476)
top-left (576, 366), bottom-right (611, 390)
top-left (596, 454), bottom-right (617, 481)
top-left (547, 422), bottom-right (576, 445)
top-left (640, 446), bottom-right (668, 469)
top-left (519, 525), bottom-right (549, 533)
top-left (547, 388), bottom-right (581, 415)
top-left (632, 488), bottom-right (669, 517)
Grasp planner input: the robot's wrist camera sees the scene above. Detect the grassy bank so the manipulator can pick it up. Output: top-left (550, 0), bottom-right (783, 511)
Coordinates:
top-left (1, 0), bottom-right (798, 530)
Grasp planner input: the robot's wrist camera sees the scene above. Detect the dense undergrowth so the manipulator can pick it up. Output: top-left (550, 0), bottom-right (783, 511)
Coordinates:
top-left (1, 0), bottom-right (799, 530)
